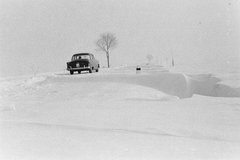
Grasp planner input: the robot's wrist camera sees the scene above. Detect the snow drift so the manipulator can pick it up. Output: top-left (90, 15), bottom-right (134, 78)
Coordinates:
top-left (1, 66), bottom-right (240, 159)
top-left (50, 71), bottom-right (240, 99)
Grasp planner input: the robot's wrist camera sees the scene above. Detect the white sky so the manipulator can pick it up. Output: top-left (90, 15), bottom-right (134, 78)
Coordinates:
top-left (0, 0), bottom-right (239, 77)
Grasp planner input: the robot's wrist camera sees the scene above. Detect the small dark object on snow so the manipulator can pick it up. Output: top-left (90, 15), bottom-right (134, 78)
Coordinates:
top-left (136, 66), bottom-right (141, 74)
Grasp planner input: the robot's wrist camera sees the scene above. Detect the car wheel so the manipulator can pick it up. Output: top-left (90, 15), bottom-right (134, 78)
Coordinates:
top-left (78, 71), bottom-right (81, 74)
top-left (89, 68), bottom-right (92, 73)
top-left (70, 71), bottom-right (74, 75)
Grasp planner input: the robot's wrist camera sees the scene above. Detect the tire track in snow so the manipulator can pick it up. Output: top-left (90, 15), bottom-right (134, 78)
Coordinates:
top-left (1, 120), bottom-right (238, 143)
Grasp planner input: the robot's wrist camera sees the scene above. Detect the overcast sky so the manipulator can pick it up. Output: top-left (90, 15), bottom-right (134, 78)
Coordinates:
top-left (0, 0), bottom-right (239, 77)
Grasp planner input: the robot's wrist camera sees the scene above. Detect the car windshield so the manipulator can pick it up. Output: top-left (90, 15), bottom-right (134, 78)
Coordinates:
top-left (72, 54), bottom-right (90, 60)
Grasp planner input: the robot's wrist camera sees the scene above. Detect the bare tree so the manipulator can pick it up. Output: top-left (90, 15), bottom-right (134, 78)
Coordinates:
top-left (170, 47), bottom-right (175, 66)
top-left (146, 54), bottom-right (153, 64)
top-left (95, 32), bottom-right (118, 68)
top-left (30, 65), bottom-right (39, 77)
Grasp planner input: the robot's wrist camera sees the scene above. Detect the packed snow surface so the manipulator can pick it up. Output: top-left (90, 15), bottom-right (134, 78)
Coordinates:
top-left (0, 65), bottom-right (240, 160)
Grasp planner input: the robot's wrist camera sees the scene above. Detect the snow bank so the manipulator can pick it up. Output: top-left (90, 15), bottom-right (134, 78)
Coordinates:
top-left (0, 76), bottom-right (46, 90)
top-left (2, 64), bottom-right (239, 105)
top-left (50, 70), bottom-right (240, 99)
top-left (0, 76), bottom-right (46, 111)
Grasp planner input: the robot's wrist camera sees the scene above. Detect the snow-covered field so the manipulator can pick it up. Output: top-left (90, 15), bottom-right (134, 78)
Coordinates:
top-left (0, 65), bottom-right (240, 160)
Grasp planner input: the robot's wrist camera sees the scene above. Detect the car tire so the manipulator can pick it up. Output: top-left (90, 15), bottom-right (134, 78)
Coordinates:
top-left (89, 68), bottom-right (92, 73)
top-left (78, 71), bottom-right (81, 74)
top-left (70, 71), bottom-right (74, 75)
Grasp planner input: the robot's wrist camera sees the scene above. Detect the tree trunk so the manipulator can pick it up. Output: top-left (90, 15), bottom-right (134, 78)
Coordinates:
top-left (107, 57), bottom-right (110, 68)
top-left (171, 49), bottom-right (174, 66)
top-left (106, 51), bottom-right (110, 68)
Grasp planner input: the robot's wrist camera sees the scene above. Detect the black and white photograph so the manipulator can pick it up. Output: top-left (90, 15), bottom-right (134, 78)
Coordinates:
top-left (0, 0), bottom-right (240, 159)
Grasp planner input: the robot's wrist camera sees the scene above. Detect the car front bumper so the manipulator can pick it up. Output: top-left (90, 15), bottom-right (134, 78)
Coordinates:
top-left (67, 66), bottom-right (91, 71)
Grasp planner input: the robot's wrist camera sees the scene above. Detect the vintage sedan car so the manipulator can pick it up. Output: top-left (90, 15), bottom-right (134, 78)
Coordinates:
top-left (67, 53), bottom-right (100, 74)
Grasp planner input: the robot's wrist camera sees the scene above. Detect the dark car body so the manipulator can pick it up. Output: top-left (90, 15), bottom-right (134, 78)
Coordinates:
top-left (67, 53), bottom-right (99, 74)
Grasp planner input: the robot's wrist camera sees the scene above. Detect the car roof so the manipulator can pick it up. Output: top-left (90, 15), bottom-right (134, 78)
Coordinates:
top-left (73, 53), bottom-right (93, 56)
